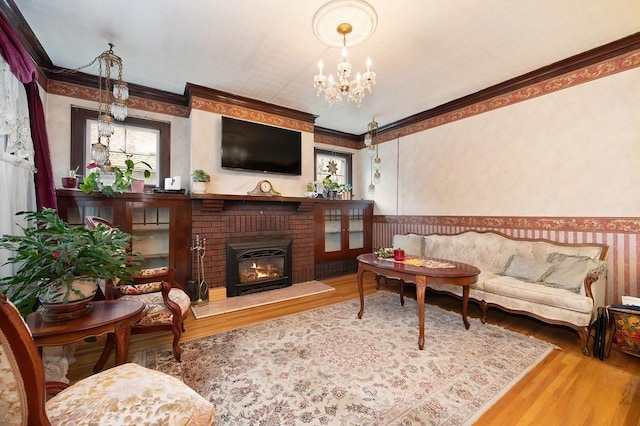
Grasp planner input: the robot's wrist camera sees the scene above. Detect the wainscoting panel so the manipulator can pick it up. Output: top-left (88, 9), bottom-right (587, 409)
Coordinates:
top-left (373, 216), bottom-right (640, 305)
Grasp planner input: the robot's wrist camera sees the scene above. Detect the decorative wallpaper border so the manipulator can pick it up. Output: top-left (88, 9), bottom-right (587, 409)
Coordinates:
top-left (313, 133), bottom-right (360, 149)
top-left (375, 215), bottom-right (640, 233)
top-left (375, 50), bottom-right (640, 144)
top-left (47, 81), bottom-right (190, 118)
top-left (191, 97), bottom-right (315, 133)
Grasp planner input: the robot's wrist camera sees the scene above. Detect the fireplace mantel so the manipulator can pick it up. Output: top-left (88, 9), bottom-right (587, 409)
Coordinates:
top-left (191, 193), bottom-right (371, 213)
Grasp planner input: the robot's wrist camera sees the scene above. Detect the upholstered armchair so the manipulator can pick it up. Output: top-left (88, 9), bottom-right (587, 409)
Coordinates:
top-left (85, 216), bottom-right (191, 363)
top-left (0, 293), bottom-right (215, 425)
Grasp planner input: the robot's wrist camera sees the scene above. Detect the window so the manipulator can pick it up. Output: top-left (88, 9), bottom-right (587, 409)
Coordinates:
top-left (314, 149), bottom-right (352, 186)
top-left (71, 107), bottom-right (170, 187)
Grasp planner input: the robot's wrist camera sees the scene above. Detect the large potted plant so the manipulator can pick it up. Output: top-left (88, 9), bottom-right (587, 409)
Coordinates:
top-left (0, 209), bottom-right (142, 318)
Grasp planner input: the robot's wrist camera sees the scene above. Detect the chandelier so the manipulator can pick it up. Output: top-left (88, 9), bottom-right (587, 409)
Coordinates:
top-left (312, 0), bottom-right (377, 107)
top-left (46, 43), bottom-right (129, 170)
top-left (92, 43), bottom-right (129, 167)
top-left (364, 118), bottom-right (380, 191)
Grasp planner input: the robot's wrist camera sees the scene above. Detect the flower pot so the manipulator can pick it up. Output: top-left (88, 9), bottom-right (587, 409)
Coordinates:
top-left (38, 277), bottom-right (99, 322)
top-left (131, 178), bottom-right (145, 193)
top-left (192, 181), bottom-right (207, 194)
top-left (61, 177), bottom-right (78, 189)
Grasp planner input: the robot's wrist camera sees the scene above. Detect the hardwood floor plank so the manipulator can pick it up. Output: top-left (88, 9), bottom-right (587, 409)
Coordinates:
top-left (63, 274), bottom-right (639, 424)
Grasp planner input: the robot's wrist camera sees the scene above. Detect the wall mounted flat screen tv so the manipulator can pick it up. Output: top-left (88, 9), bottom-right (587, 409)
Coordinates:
top-left (221, 117), bottom-right (302, 175)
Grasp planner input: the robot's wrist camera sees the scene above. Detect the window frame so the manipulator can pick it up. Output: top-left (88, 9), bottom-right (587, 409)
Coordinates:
top-left (70, 106), bottom-right (170, 188)
top-left (314, 148), bottom-right (353, 185)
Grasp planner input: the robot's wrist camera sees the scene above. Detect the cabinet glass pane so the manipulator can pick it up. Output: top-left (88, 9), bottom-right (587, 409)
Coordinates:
top-left (65, 206), bottom-right (114, 227)
top-left (324, 208), bottom-right (342, 253)
top-left (348, 207), bottom-right (364, 249)
top-left (131, 205), bottom-right (170, 269)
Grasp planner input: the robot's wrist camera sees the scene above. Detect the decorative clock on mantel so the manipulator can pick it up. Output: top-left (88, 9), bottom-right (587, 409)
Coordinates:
top-left (247, 180), bottom-right (281, 196)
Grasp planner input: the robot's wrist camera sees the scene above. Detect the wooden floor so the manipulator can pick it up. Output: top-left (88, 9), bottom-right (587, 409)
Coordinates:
top-left (67, 273), bottom-right (640, 425)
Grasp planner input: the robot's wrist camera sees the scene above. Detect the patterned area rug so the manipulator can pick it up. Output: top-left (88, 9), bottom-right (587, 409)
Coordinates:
top-left (134, 292), bottom-right (555, 425)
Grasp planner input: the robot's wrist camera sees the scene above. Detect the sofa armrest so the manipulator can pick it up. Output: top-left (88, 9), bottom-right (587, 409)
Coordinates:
top-left (584, 263), bottom-right (607, 321)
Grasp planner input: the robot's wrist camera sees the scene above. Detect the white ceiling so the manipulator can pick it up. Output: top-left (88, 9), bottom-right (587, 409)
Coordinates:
top-left (13, 0), bottom-right (640, 135)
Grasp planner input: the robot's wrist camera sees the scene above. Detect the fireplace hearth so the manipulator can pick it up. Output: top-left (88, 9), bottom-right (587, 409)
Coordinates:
top-left (226, 240), bottom-right (292, 297)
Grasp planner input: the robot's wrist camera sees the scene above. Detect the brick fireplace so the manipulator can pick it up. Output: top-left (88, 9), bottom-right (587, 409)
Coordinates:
top-left (190, 195), bottom-right (315, 292)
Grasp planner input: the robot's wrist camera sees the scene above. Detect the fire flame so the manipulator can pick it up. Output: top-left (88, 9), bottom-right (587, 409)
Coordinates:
top-left (252, 262), bottom-right (270, 278)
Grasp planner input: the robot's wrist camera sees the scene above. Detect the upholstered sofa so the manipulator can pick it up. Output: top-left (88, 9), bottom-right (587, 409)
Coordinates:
top-left (392, 230), bottom-right (608, 355)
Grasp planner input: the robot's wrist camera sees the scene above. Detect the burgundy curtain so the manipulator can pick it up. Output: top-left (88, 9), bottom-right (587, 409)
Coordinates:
top-left (0, 14), bottom-right (56, 209)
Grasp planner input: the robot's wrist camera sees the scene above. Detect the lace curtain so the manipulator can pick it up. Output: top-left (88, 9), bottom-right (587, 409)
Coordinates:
top-left (0, 54), bottom-right (36, 278)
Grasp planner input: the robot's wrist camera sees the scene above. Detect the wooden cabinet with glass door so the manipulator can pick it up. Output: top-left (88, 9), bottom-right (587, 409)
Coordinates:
top-left (314, 200), bottom-right (373, 277)
top-left (55, 190), bottom-right (191, 285)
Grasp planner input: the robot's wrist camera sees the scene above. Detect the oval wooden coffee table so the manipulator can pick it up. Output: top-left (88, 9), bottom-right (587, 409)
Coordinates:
top-left (27, 300), bottom-right (144, 372)
top-left (357, 253), bottom-right (480, 350)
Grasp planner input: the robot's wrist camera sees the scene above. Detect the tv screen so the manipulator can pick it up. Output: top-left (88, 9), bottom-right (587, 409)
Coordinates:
top-left (221, 117), bottom-right (302, 175)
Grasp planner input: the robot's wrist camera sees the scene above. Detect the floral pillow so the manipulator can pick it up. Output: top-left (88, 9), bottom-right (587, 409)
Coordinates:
top-left (118, 281), bottom-right (163, 295)
top-left (135, 267), bottom-right (169, 277)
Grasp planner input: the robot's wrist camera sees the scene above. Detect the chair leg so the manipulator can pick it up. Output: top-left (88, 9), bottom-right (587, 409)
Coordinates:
top-left (400, 279), bottom-right (405, 306)
top-left (172, 322), bottom-right (182, 361)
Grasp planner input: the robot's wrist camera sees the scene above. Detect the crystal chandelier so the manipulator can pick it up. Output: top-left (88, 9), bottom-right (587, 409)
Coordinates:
top-left (312, 0), bottom-right (377, 107)
top-left (45, 42), bottom-right (129, 169)
top-left (94, 43), bottom-right (129, 167)
top-left (313, 23), bottom-right (376, 106)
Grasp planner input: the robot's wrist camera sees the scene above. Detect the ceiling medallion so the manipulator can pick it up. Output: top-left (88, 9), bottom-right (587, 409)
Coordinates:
top-left (312, 0), bottom-right (378, 106)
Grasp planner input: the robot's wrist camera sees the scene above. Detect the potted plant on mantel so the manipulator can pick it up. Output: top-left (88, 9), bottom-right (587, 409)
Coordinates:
top-left (191, 169), bottom-right (210, 194)
top-left (61, 167), bottom-right (79, 189)
top-left (79, 151), bottom-right (152, 197)
top-left (0, 209), bottom-right (143, 319)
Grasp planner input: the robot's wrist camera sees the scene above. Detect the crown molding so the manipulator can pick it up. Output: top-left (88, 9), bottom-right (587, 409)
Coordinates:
top-left (185, 83), bottom-right (317, 124)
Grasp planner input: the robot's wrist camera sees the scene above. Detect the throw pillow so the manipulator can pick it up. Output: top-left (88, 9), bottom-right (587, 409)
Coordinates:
top-left (392, 234), bottom-right (423, 256)
top-left (502, 255), bottom-right (556, 282)
top-left (543, 252), bottom-right (600, 293)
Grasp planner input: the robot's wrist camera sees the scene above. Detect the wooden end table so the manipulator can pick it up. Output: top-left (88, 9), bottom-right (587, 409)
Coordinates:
top-left (27, 300), bottom-right (144, 373)
top-left (357, 253), bottom-right (480, 350)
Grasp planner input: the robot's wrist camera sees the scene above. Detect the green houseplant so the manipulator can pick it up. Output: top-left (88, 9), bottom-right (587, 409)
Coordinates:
top-left (191, 169), bottom-right (210, 183)
top-left (0, 209), bottom-right (143, 317)
top-left (79, 151), bottom-right (152, 197)
top-left (191, 169), bottom-right (210, 194)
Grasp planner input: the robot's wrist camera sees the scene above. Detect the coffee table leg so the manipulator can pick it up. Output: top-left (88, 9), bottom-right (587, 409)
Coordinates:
top-left (416, 276), bottom-right (427, 350)
top-left (93, 334), bottom-right (114, 373)
top-left (357, 263), bottom-right (365, 319)
top-left (462, 286), bottom-right (470, 329)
